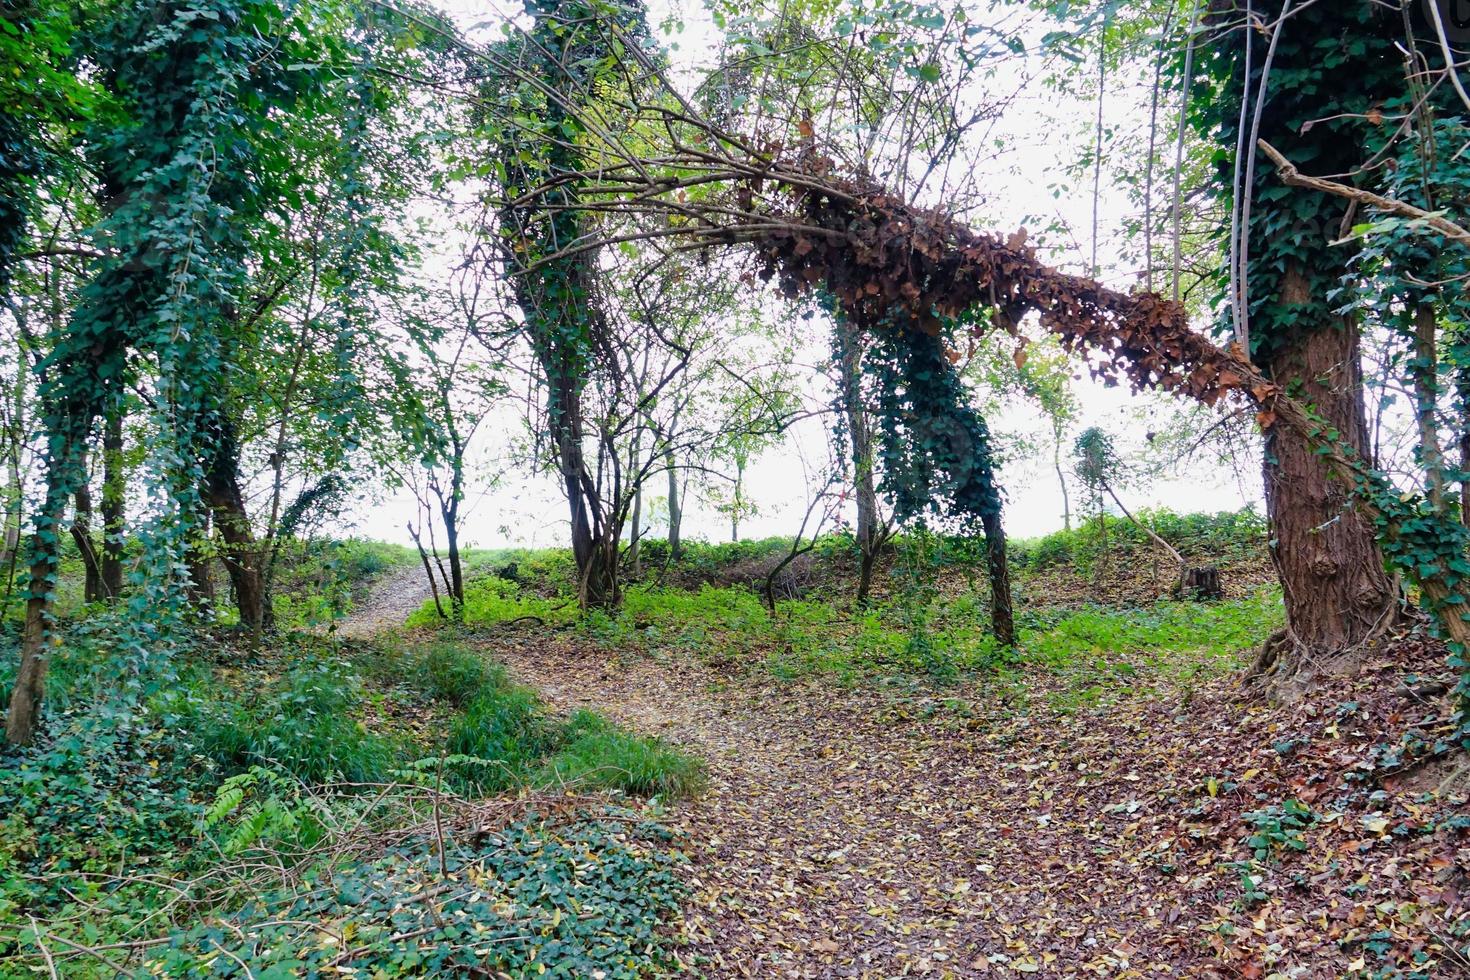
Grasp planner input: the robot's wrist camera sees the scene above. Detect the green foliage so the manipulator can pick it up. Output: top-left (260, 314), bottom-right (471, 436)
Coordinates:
top-left (1243, 799), bottom-right (1316, 862)
top-left (408, 574), bottom-right (576, 629)
top-left (549, 711), bottom-right (706, 798)
top-left (149, 816), bottom-right (686, 978)
top-left (863, 311), bottom-right (1005, 531)
top-left (1, 624), bottom-right (696, 976)
top-left (203, 766), bottom-right (331, 856)
top-left (1194, 0), bottom-right (1406, 359)
top-left (1023, 591), bottom-right (1279, 663)
top-left (173, 661), bottom-right (398, 784)
top-left (1011, 508), bottom-right (1268, 572)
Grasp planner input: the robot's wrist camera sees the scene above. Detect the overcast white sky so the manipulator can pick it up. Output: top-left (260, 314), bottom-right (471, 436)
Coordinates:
top-left (341, 0), bottom-right (1262, 549)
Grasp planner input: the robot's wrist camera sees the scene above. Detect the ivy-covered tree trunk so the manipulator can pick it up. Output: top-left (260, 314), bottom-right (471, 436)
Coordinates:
top-left (70, 447), bottom-right (104, 603)
top-left (1204, 0), bottom-right (1402, 685)
top-left (1255, 269), bottom-right (1394, 680)
top-left (7, 388), bottom-right (102, 745)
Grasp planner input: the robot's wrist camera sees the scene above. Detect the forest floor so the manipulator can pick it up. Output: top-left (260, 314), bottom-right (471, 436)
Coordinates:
top-left (340, 562), bottom-right (1469, 977)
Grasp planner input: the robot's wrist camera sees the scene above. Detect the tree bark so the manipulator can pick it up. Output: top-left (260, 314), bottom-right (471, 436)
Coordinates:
top-left (980, 509), bottom-right (1015, 648)
top-left (0, 363), bottom-right (23, 577)
top-left (1054, 427), bottom-right (1071, 532)
top-left (440, 482), bottom-right (465, 621)
top-left (7, 394), bottom-right (96, 745)
top-left (71, 449), bottom-right (103, 603)
top-left (408, 520), bottom-right (447, 619)
top-left (100, 406), bottom-right (124, 599)
top-left (836, 317), bottom-right (883, 605)
top-left (1257, 268), bottom-right (1394, 675)
top-left (202, 425), bottom-right (269, 633)
top-left (184, 509), bottom-right (215, 609)
top-left (731, 459), bottom-right (743, 542)
top-left (666, 449), bottom-right (682, 561)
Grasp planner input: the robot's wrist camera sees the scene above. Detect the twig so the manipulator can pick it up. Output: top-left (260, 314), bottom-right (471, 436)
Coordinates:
top-left (1257, 139), bottom-right (1470, 246)
top-left (26, 917), bottom-right (59, 980)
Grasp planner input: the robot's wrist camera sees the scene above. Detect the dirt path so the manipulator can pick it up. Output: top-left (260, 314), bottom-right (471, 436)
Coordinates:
top-left (335, 568), bottom-right (1465, 975)
top-left (334, 564), bottom-right (432, 638)
top-left (492, 640), bottom-right (1237, 977)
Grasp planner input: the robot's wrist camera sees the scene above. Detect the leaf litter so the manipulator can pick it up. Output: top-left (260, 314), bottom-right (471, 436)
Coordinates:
top-left (481, 629), bottom-right (1468, 978)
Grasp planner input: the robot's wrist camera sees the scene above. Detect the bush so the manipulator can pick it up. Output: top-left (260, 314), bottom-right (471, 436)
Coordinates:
top-left (1, 629), bottom-right (700, 978)
top-left (1009, 507), bottom-right (1268, 572)
top-left (406, 574), bottom-right (575, 629)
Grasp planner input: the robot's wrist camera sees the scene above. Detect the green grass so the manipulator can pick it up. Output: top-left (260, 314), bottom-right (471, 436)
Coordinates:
top-left (174, 661), bottom-right (400, 784)
top-left (546, 711), bottom-right (706, 798)
top-left (419, 561), bottom-right (1283, 694)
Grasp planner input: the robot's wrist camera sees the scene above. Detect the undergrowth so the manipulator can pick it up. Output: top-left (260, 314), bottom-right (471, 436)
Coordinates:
top-left (0, 628), bottom-right (698, 976)
top-left (412, 562), bottom-right (1283, 693)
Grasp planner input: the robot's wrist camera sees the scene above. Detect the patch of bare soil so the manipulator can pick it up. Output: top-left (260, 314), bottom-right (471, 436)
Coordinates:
top-left (489, 632), bottom-right (1469, 978)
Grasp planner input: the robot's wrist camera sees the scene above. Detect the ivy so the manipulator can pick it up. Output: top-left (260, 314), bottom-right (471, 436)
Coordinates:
top-left (861, 311), bottom-right (1006, 534)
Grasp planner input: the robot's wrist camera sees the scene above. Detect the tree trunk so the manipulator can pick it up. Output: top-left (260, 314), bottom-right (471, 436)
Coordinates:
top-left (185, 510), bottom-right (215, 610)
top-left (1054, 429), bottom-right (1071, 532)
top-left (408, 520), bottom-right (446, 619)
top-left (1177, 566), bottom-right (1223, 599)
top-left (553, 384), bottom-right (617, 610)
top-left (100, 405), bottom-right (124, 599)
top-left (1459, 371), bottom-right (1470, 527)
top-left (980, 508), bottom-right (1015, 648)
top-left (202, 426), bottom-right (269, 633)
top-left (71, 449), bottom-right (103, 603)
top-left (0, 363), bottom-right (23, 577)
top-left (836, 317), bottom-right (882, 605)
top-left (443, 495), bottom-right (464, 621)
top-left (666, 451), bottom-right (682, 561)
top-left (730, 459), bottom-right (743, 542)
top-left (7, 398), bottom-right (95, 745)
top-left (1255, 270), bottom-right (1394, 681)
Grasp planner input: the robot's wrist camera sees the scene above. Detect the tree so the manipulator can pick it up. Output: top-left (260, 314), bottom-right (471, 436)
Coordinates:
top-left (6, 0), bottom-right (343, 741)
top-left (1196, 0), bottom-right (1402, 676)
top-left (832, 311), bottom-right (888, 605)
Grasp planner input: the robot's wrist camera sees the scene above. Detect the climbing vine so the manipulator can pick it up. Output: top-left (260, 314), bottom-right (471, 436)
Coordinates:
top-left (7, 0), bottom-right (340, 742)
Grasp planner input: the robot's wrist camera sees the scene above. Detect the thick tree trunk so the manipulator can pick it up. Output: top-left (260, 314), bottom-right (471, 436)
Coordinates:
top-left (7, 548), bottom-right (57, 745)
top-left (546, 376), bottom-right (617, 610)
top-left (100, 406), bottom-right (124, 599)
top-left (1256, 274), bottom-right (1394, 682)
